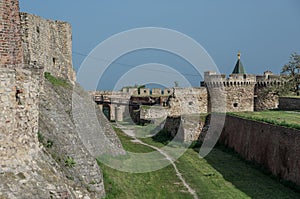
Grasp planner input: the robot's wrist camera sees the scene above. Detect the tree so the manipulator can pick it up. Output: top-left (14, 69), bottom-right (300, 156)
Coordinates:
top-left (281, 52), bottom-right (300, 95)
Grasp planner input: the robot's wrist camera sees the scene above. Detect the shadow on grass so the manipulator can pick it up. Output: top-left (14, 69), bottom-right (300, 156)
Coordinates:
top-left (151, 129), bottom-right (173, 145)
top-left (144, 123), bottom-right (300, 198)
top-left (194, 144), bottom-right (300, 198)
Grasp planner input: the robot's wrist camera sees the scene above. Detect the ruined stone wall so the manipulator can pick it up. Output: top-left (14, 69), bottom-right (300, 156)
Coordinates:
top-left (163, 115), bottom-right (204, 142)
top-left (219, 115), bottom-right (300, 186)
top-left (0, 0), bottom-right (23, 67)
top-left (169, 87), bottom-right (207, 116)
top-left (278, 97), bottom-right (300, 110)
top-left (20, 13), bottom-right (76, 82)
top-left (140, 106), bottom-right (169, 120)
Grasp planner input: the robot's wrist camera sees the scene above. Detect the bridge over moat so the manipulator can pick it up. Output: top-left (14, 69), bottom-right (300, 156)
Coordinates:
top-left (92, 88), bottom-right (172, 121)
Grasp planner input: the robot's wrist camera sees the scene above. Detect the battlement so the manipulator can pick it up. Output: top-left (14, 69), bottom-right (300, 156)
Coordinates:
top-left (204, 71), bottom-right (256, 87)
top-left (256, 71), bottom-right (282, 87)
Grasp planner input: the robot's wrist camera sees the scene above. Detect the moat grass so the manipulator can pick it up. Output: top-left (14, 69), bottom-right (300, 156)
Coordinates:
top-left (229, 110), bottom-right (300, 130)
top-left (98, 127), bottom-right (192, 199)
top-left (116, 117), bottom-right (165, 138)
top-left (99, 127), bottom-right (300, 199)
top-left (44, 72), bottom-right (70, 87)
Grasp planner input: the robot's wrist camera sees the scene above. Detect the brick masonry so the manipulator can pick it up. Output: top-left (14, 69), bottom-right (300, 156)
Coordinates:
top-left (0, 0), bottom-right (23, 67)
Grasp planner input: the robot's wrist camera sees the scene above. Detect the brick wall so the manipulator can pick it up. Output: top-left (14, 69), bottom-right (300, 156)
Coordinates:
top-left (0, 0), bottom-right (23, 67)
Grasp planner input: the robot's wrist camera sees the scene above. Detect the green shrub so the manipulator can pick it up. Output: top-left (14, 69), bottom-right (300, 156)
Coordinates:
top-left (46, 140), bottom-right (54, 148)
top-left (37, 131), bottom-right (44, 143)
top-left (44, 72), bottom-right (69, 87)
top-left (65, 156), bottom-right (76, 168)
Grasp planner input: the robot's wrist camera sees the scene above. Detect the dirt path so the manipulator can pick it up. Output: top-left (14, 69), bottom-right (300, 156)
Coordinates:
top-left (117, 125), bottom-right (199, 199)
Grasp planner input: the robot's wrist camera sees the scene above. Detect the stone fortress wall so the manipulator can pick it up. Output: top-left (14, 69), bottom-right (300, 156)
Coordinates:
top-left (0, 0), bottom-right (110, 197)
top-left (0, 0), bottom-right (39, 171)
top-left (94, 69), bottom-right (281, 124)
top-left (278, 97), bottom-right (300, 110)
top-left (219, 115), bottom-right (300, 186)
top-left (20, 12), bottom-right (76, 83)
top-left (204, 71), bottom-right (257, 113)
top-left (92, 63), bottom-right (283, 146)
top-left (0, 68), bottom-right (39, 171)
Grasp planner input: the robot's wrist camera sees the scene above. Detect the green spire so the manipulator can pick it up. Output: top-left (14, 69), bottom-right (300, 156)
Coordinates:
top-left (232, 51), bottom-right (246, 74)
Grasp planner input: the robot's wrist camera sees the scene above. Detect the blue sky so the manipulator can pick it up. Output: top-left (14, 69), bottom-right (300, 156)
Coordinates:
top-left (20, 0), bottom-right (300, 90)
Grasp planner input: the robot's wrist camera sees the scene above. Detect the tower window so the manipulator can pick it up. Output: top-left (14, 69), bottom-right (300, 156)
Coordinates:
top-left (233, 103), bottom-right (238, 108)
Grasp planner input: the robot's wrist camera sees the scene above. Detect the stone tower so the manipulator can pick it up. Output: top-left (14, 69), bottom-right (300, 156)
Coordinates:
top-left (0, 0), bottom-right (23, 67)
top-left (205, 52), bottom-right (256, 112)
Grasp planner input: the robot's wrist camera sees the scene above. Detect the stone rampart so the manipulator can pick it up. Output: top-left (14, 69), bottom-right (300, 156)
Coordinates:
top-left (219, 115), bottom-right (300, 186)
top-left (278, 97), bottom-right (300, 110)
top-left (20, 13), bottom-right (76, 82)
top-left (0, 68), bottom-right (39, 171)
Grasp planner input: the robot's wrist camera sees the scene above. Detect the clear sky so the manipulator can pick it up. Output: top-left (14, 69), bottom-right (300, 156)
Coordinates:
top-left (20, 0), bottom-right (300, 90)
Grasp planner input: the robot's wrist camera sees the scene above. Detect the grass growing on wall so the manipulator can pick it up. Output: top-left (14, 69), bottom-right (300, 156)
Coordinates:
top-left (44, 72), bottom-right (69, 87)
top-left (228, 110), bottom-right (300, 130)
top-left (98, 127), bottom-right (300, 198)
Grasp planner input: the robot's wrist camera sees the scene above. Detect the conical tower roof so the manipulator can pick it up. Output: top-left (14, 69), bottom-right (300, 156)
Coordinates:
top-left (232, 51), bottom-right (246, 74)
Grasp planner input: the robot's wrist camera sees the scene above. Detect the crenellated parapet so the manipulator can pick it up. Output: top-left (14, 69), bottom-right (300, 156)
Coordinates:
top-left (256, 71), bottom-right (282, 87)
top-left (254, 71), bottom-right (281, 111)
top-left (204, 71), bottom-right (256, 88)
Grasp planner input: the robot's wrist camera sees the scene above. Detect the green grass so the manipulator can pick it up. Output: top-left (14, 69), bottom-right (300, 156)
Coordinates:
top-left (229, 110), bottom-right (300, 130)
top-left (44, 72), bottom-right (70, 87)
top-left (116, 118), bottom-right (165, 138)
top-left (99, 127), bottom-right (300, 198)
top-left (281, 95), bottom-right (300, 99)
top-left (99, 127), bottom-right (192, 199)
top-left (112, 126), bottom-right (155, 153)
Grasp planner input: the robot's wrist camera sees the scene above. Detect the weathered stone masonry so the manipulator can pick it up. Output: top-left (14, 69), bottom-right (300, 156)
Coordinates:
top-left (278, 97), bottom-right (300, 110)
top-left (20, 12), bottom-right (76, 83)
top-left (0, 0), bottom-right (39, 170)
top-left (219, 115), bottom-right (300, 186)
top-left (0, 0), bottom-right (122, 197)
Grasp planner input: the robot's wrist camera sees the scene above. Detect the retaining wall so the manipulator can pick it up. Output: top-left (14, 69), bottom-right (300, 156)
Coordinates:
top-left (219, 115), bottom-right (300, 185)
